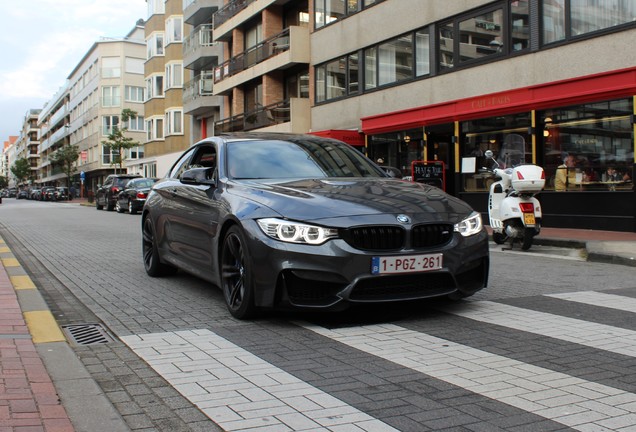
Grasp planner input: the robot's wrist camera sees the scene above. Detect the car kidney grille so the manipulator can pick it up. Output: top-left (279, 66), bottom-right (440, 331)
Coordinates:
top-left (412, 224), bottom-right (453, 248)
top-left (343, 226), bottom-right (405, 250)
top-left (342, 224), bottom-right (453, 251)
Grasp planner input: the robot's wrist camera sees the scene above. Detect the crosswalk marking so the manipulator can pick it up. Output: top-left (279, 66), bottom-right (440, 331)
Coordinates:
top-left (300, 321), bottom-right (636, 431)
top-left (121, 330), bottom-right (398, 432)
top-left (439, 300), bottom-right (636, 357)
top-left (547, 291), bottom-right (636, 314)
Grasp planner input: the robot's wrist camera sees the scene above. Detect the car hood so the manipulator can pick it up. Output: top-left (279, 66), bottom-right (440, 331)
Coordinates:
top-left (227, 178), bottom-right (474, 225)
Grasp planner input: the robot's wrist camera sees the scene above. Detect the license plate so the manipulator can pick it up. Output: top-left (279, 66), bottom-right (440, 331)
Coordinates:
top-left (371, 253), bottom-right (443, 275)
top-left (523, 213), bottom-right (536, 226)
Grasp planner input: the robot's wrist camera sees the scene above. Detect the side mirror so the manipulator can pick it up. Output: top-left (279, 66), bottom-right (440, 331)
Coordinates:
top-left (484, 150), bottom-right (494, 158)
top-left (181, 167), bottom-right (216, 186)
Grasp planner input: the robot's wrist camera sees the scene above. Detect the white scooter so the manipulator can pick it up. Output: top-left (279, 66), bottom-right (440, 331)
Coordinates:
top-left (484, 149), bottom-right (545, 250)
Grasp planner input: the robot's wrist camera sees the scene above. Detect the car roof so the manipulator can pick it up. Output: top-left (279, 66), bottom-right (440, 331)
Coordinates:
top-left (211, 132), bottom-right (340, 144)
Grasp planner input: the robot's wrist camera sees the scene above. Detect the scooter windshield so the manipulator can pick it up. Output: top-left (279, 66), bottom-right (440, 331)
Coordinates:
top-left (497, 134), bottom-right (527, 169)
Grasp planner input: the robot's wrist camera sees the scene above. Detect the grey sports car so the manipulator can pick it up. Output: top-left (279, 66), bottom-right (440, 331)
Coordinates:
top-left (142, 133), bottom-right (489, 319)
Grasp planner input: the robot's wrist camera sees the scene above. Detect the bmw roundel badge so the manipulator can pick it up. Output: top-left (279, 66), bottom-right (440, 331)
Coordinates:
top-left (396, 214), bottom-right (411, 224)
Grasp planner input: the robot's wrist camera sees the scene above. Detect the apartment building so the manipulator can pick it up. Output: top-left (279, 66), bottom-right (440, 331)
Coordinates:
top-left (211, 0), bottom-right (311, 134)
top-left (1, 136), bottom-right (18, 187)
top-left (140, 0), bottom-right (190, 179)
top-left (38, 85), bottom-right (70, 186)
top-left (184, 0), bottom-right (224, 142)
top-left (65, 22), bottom-right (147, 193)
top-left (14, 109), bottom-right (42, 185)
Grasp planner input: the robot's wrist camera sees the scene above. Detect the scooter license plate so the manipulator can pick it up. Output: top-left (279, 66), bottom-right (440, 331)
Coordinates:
top-left (371, 253), bottom-right (443, 275)
top-left (523, 213), bottom-right (536, 226)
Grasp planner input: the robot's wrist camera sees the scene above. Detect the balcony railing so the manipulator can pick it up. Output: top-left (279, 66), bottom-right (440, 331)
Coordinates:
top-left (184, 71), bottom-right (215, 101)
top-left (213, 0), bottom-right (254, 29)
top-left (184, 23), bottom-right (216, 54)
top-left (215, 100), bottom-right (291, 133)
top-left (214, 29), bottom-right (290, 84)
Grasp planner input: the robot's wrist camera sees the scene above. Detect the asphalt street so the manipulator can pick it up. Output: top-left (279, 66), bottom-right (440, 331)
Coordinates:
top-left (2, 198), bottom-right (636, 432)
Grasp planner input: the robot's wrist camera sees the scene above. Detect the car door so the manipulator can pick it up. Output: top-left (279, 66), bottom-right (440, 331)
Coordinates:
top-left (157, 144), bottom-right (222, 277)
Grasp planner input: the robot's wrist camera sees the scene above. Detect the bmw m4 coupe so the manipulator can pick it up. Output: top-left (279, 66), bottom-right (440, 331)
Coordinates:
top-left (142, 133), bottom-right (489, 319)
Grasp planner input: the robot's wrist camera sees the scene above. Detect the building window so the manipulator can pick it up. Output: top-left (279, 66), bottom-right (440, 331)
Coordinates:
top-left (128, 146), bottom-right (144, 160)
top-left (378, 34), bottom-right (413, 86)
top-left (145, 75), bottom-right (164, 100)
top-left (146, 117), bottom-right (164, 141)
top-left (314, 0), bottom-right (384, 29)
top-left (144, 162), bottom-right (157, 178)
top-left (542, 0), bottom-right (635, 45)
top-left (101, 57), bottom-right (121, 78)
top-left (146, 33), bottom-right (165, 59)
top-left (315, 53), bottom-right (359, 103)
top-left (102, 115), bottom-right (119, 136)
top-left (165, 109), bottom-right (183, 136)
top-left (126, 115), bottom-right (145, 132)
top-left (147, 0), bottom-right (165, 17)
top-left (165, 16), bottom-right (183, 44)
top-left (101, 86), bottom-right (120, 107)
top-left (125, 86), bottom-right (144, 102)
top-left (165, 63), bottom-right (183, 89)
top-left (415, 29), bottom-right (430, 76)
top-left (511, 0), bottom-right (530, 52)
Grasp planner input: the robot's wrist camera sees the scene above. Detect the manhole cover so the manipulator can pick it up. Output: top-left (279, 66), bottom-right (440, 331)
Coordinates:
top-left (62, 323), bottom-right (113, 346)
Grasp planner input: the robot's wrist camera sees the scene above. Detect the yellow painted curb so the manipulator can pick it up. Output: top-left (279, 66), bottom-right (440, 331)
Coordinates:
top-left (23, 311), bottom-right (66, 343)
top-left (1, 257), bottom-right (20, 267)
top-left (0, 246), bottom-right (9, 253)
top-left (10, 275), bottom-right (36, 290)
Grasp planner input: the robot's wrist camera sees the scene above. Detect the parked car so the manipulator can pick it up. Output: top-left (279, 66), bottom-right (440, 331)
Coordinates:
top-left (16, 189), bottom-right (28, 199)
top-left (142, 133), bottom-right (489, 319)
top-left (115, 178), bottom-right (157, 214)
top-left (7, 188), bottom-right (17, 198)
top-left (28, 188), bottom-right (39, 200)
top-left (95, 174), bottom-right (142, 211)
top-left (40, 186), bottom-right (57, 201)
top-left (55, 187), bottom-right (69, 201)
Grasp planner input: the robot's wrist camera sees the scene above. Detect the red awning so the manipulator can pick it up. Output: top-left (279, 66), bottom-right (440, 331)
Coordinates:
top-left (310, 129), bottom-right (365, 146)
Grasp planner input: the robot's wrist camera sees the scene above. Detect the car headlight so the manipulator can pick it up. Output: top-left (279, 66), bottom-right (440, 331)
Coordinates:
top-left (454, 212), bottom-right (483, 237)
top-left (257, 218), bottom-right (339, 245)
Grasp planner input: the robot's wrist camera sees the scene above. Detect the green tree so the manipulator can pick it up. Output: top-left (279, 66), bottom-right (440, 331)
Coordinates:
top-left (101, 109), bottom-right (140, 173)
top-left (11, 158), bottom-right (31, 186)
top-left (50, 145), bottom-right (80, 194)
top-left (0, 175), bottom-right (8, 189)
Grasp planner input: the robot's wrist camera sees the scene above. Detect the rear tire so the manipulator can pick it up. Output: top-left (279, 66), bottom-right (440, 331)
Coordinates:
top-left (521, 228), bottom-right (535, 250)
top-left (128, 199), bottom-right (137, 215)
top-left (115, 201), bottom-right (124, 213)
top-left (142, 216), bottom-right (178, 277)
top-left (220, 226), bottom-right (257, 320)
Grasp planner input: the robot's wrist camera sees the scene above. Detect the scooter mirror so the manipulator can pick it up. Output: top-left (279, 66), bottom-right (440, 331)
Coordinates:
top-left (484, 150), bottom-right (494, 158)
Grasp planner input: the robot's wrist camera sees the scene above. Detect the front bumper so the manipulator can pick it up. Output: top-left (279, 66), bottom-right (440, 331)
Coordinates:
top-left (241, 221), bottom-right (489, 311)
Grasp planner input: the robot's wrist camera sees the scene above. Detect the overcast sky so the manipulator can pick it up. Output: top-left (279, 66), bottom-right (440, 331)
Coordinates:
top-left (0, 0), bottom-right (147, 143)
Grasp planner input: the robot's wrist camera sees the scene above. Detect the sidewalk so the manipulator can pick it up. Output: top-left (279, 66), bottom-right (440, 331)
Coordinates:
top-left (1, 222), bottom-right (636, 432)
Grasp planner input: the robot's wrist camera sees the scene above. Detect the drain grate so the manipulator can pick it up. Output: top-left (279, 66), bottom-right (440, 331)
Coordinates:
top-left (62, 323), bottom-right (113, 346)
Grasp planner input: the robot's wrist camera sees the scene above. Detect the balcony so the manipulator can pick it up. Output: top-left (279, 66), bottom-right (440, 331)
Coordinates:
top-left (213, 26), bottom-right (309, 95)
top-left (184, 0), bottom-right (218, 27)
top-left (214, 98), bottom-right (309, 133)
top-left (49, 104), bottom-right (68, 129)
top-left (184, 24), bottom-right (220, 71)
top-left (183, 71), bottom-right (223, 117)
top-left (213, 0), bottom-right (282, 41)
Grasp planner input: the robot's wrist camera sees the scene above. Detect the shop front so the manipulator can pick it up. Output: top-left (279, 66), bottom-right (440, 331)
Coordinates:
top-left (361, 67), bottom-right (636, 232)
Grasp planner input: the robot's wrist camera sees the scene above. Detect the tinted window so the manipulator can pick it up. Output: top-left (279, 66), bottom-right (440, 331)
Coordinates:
top-left (227, 139), bottom-right (383, 179)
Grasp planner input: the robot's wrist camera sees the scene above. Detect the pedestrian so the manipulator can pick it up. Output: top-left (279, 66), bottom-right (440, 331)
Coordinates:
top-left (555, 153), bottom-right (577, 191)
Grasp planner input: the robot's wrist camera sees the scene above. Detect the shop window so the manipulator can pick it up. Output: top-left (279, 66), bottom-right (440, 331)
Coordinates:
top-left (541, 98), bottom-right (633, 191)
top-left (461, 113), bottom-right (532, 192)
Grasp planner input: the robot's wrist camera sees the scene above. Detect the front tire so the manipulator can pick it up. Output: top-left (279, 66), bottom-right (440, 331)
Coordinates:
top-left (142, 216), bottom-right (177, 277)
top-left (220, 226), bottom-right (256, 319)
top-left (492, 231), bottom-right (507, 244)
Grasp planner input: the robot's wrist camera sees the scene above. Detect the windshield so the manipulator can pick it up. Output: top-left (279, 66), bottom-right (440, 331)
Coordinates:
top-left (226, 138), bottom-right (384, 179)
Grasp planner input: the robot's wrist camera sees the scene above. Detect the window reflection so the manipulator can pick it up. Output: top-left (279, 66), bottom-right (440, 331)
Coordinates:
top-left (459, 9), bottom-right (504, 63)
